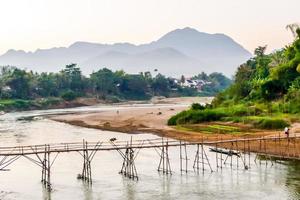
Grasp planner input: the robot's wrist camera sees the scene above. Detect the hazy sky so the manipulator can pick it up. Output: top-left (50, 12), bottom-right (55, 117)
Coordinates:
top-left (0, 0), bottom-right (299, 55)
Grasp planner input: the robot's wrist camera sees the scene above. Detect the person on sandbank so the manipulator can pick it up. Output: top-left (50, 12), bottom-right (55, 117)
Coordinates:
top-left (284, 127), bottom-right (290, 138)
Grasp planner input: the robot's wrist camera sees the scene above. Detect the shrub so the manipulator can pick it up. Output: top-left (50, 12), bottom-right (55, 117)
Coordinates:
top-left (168, 110), bottom-right (188, 125)
top-left (254, 118), bottom-right (289, 129)
top-left (191, 103), bottom-right (205, 110)
top-left (168, 109), bottom-right (227, 125)
top-left (13, 99), bottom-right (32, 109)
top-left (61, 91), bottom-right (77, 101)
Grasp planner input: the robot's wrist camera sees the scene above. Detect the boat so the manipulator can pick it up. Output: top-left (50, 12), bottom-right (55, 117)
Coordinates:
top-left (209, 148), bottom-right (240, 157)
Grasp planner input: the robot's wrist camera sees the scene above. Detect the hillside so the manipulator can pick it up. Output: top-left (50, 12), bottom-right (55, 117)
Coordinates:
top-left (0, 27), bottom-right (251, 77)
top-left (168, 27), bottom-right (300, 131)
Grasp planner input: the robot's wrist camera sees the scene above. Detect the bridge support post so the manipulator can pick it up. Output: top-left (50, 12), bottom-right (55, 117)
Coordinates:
top-left (193, 143), bottom-right (213, 173)
top-left (158, 138), bottom-right (171, 174)
top-left (119, 137), bottom-right (138, 180)
top-left (77, 140), bottom-right (102, 184)
top-left (81, 141), bottom-right (92, 183)
top-left (119, 146), bottom-right (138, 180)
top-left (179, 141), bottom-right (188, 173)
top-left (41, 145), bottom-right (51, 191)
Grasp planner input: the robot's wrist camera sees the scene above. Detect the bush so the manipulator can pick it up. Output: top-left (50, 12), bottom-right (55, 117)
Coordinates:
top-left (168, 109), bottom-right (227, 125)
top-left (254, 118), bottom-right (289, 129)
top-left (191, 103), bottom-right (205, 110)
top-left (168, 110), bottom-right (188, 125)
top-left (61, 91), bottom-right (77, 101)
top-left (0, 99), bottom-right (33, 110)
top-left (14, 99), bottom-right (31, 109)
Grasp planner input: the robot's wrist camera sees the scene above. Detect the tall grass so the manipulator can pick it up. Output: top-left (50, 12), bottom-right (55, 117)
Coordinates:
top-left (168, 103), bottom-right (291, 130)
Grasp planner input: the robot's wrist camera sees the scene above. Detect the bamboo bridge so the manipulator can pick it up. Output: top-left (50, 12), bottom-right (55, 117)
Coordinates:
top-left (0, 135), bottom-right (299, 191)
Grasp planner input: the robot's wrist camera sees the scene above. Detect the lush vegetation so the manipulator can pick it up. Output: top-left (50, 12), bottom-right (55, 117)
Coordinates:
top-left (169, 25), bottom-right (300, 130)
top-left (0, 64), bottom-right (231, 111)
top-left (191, 72), bottom-right (232, 96)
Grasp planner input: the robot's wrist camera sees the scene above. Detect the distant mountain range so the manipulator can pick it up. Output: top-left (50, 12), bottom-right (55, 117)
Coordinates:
top-left (0, 27), bottom-right (252, 77)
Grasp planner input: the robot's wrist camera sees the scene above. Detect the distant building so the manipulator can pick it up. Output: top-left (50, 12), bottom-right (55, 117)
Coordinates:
top-left (180, 78), bottom-right (212, 91)
top-left (2, 86), bottom-right (11, 91)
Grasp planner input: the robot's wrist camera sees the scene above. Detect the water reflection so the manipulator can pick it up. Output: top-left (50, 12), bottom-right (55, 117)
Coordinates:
top-left (42, 187), bottom-right (51, 200)
top-left (286, 160), bottom-right (300, 199)
top-left (122, 177), bottom-right (137, 200)
top-left (81, 182), bottom-right (93, 200)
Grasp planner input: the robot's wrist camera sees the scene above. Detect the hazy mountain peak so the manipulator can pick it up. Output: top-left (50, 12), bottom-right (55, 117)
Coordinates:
top-left (69, 41), bottom-right (106, 49)
top-left (0, 27), bottom-right (252, 76)
top-left (157, 27), bottom-right (205, 42)
top-left (6, 49), bottom-right (27, 55)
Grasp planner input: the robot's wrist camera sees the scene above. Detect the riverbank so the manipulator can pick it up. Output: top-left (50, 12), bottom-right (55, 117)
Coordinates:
top-left (50, 97), bottom-right (300, 159)
top-left (0, 96), bottom-right (208, 113)
top-left (51, 97), bottom-right (212, 135)
top-left (0, 97), bottom-right (106, 112)
top-left (50, 96), bottom-right (277, 140)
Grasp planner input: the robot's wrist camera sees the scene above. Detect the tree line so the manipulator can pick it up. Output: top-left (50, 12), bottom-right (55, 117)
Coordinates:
top-left (0, 64), bottom-right (199, 101)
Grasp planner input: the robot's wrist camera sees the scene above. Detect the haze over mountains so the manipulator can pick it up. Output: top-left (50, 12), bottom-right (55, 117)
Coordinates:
top-left (0, 27), bottom-right (252, 77)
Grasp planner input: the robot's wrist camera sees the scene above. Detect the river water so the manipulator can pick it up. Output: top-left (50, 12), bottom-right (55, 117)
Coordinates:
top-left (0, 104), bottom-right (299, 200)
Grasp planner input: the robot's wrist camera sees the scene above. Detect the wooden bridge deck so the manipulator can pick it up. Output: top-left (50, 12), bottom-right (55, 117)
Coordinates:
top-left (0, 135), bottom-right (299, 191)
top-left (0, 135), bottom-right (299, 157)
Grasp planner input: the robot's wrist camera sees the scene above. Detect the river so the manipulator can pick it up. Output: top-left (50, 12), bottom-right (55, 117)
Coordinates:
top-left (0, 104), bottom-right (299, 200)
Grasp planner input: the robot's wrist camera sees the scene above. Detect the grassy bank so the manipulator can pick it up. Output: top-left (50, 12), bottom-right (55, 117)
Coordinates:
top-left (0, 98), bottom-right (64, 112)
top-left (168, 103), bottom-right (296, 131)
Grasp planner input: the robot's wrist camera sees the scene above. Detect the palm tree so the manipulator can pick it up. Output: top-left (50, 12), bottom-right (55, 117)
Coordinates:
top-left (286, 23), bottom-right (299, 38)
top-left (254, 45), bottom-right (267, 57)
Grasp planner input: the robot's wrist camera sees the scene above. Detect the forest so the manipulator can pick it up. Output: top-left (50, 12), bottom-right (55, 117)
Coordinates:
top-left (0, 64), bottom-right (230, 111)
top-left (169, 25), bottom-right (300, 130)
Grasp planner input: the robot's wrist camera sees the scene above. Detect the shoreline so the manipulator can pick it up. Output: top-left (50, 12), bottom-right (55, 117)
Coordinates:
top-left (0, 96), bottom-right (210, 113)
top-left (50, 97), bottom-right (300, 159)
top-left (50, 96), bottom-right (274, 141)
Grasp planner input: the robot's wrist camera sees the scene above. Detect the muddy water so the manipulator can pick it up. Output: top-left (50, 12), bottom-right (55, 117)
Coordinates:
top-left (0, 105), bottom-right (299, 200)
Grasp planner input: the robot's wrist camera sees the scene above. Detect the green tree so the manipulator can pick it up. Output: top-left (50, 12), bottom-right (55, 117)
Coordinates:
top-left (61, 64), bottom-right (85, 92)
top-left (151, 74), bottom-right (170, 96)
top-left (6, 69), bottom-right (31, 99)
top-left (90, 68), bottom-right (117, 99)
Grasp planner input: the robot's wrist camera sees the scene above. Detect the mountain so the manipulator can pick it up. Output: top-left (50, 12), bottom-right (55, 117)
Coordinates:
top-left (0, 27), bottom-right (252, 77)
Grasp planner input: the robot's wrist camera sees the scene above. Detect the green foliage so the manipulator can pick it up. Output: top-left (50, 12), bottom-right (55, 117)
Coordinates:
top-left (169, 26), bottom-right (300, 131)
top-left (253, 118), bottom-right (289, 129)
top-left (6, 69), bottom-right (31, 99)
top-left (0, 99), bottom-right (32, 111)
top-left (169, 103), bottom-right (290, 130)
top-left (213, 27), bottom-right (300, 106)
top-left (1, 64), bottom-right (230, 111)
top-left (151, 74), bottom-right (171, 96)
top-left (192, 72), bottom-right (232, 96)
top-left (168, 109), bottom-right (227, 125)
top-left (61, 90), bottom-right (77, 101)
top-left (191, 103), bottom-right (205, 110)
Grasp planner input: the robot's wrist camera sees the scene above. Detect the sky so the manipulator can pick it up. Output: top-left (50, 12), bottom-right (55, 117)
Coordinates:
top-left (0, 0), bottom-right (299, 55)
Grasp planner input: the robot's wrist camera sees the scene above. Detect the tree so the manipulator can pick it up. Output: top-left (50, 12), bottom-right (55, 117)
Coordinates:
top-left (121, 74), bottom-right (149, 98)
top-left (90, 68), bottom-right (118, 99)
top-left (286, 23), bottom-right (300, 38)
top-left (6, 69), bottom-right (31, 99)
top-left (61, 64), bottom-right (85, 92)
top-left (180, 75), bottom-right (185, 84)
top-left (151, 74), bottom-right (170, 96)
top-left (254, 46), bottom-right (267, 57)
top-left (193, 72), bottom-right (209, 81)
top-left (36, 73), bottom-right (58, 97)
